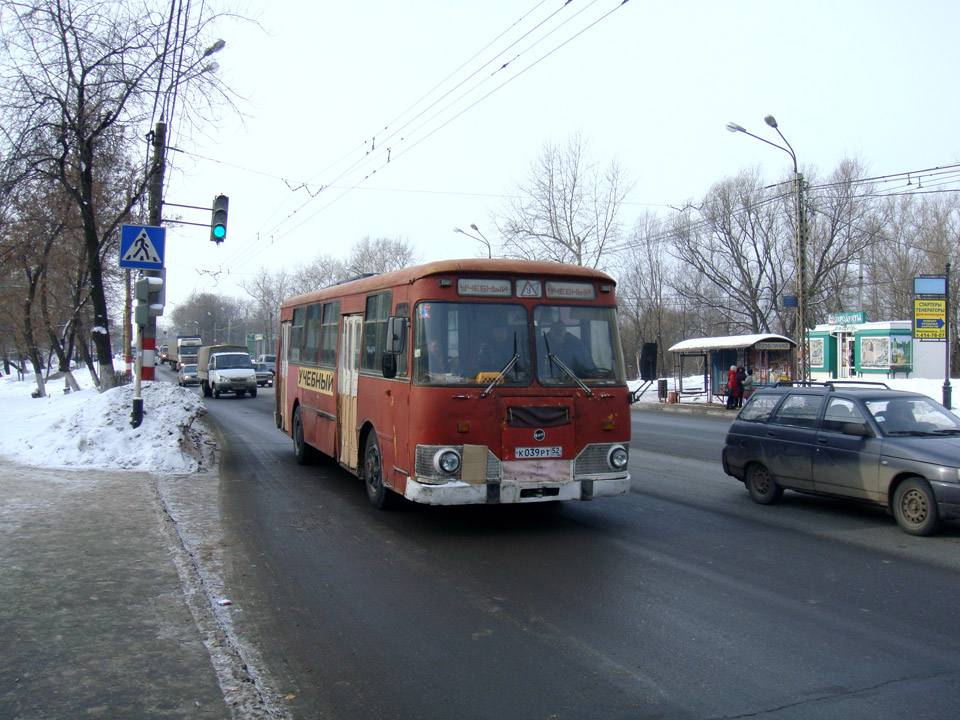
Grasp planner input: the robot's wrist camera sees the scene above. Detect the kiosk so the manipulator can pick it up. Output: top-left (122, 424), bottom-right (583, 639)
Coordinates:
top-left (808, 318), bottom-right (945, 380)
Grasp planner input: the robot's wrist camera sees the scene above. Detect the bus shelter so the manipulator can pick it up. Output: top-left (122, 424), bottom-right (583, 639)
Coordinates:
top-left (668, 333), bottom-right (796, 404)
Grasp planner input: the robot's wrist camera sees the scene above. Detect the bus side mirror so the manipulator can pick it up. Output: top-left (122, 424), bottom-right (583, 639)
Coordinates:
top-left (382, 316), bottom-right (408, 379)
top-left (385, 316), bottom-right (407, 354)
top-left (382, 354), bottom-right (398, 379)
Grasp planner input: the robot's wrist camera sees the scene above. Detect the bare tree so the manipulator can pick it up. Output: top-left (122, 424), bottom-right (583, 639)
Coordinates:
top-left (616, 211), bottom-right (678, 377)
top-left (345, 236), bottom-right (419, 277)
top-left (239, 267), bottom-right (292, 352)
top-left (493, 132), bottom-right (631, 268)
top-left (168, 292), bottom-right (249, 346)
top-left (668, 169), bottom-right (787, 335)
top-left (802, 158), bottom-right (881, 323)
top-left (286, 236), bottom-right (419, 297)
top-left (0, 0), bottom-right (238, 388)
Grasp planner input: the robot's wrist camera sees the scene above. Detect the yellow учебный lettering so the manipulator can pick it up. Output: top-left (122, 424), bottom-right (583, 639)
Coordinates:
top-left (297, 367), bottom-right (335, 395)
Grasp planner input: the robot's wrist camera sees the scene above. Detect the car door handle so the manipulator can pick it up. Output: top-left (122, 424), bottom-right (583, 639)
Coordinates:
top-left (817, 438), bottom-right (828, 444)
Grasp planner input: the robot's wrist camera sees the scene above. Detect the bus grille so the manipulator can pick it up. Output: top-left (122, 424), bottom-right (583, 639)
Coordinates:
top-left (573, 443), bottom-right (628, 478)
top-left (415, 445), bottom-right (501, 482)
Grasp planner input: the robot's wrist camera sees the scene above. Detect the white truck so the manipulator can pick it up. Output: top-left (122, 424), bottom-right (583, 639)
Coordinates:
top-left (175, 336), bottom-right (202, 369)
top-left (196, 344), bottom-right (257, 398)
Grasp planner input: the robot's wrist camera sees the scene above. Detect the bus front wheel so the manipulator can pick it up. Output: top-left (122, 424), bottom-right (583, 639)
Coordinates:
top-left (364, 431), bottom-right (396, 509)
top-left (292, 407), bottom-right (315, 465)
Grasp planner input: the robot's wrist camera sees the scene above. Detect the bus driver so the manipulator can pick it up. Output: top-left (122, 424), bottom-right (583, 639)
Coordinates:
top-left (544, 321), bottom-right (593, 375)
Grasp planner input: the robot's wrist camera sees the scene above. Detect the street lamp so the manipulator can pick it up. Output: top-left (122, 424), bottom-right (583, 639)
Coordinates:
top-left (727, 115), bottom-right (809, 382)
top-left (453, 223), bottom-right (493, 258)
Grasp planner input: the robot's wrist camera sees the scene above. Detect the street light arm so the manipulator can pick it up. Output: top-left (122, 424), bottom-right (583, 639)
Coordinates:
top-left (726, 122), bottom-right (795, 167)
top-left (770, 126), bottom-right (797, 172)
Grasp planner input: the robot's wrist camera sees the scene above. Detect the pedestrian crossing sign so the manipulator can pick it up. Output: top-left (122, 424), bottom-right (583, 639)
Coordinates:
top-left (119, 225), bottom-right (166, 269)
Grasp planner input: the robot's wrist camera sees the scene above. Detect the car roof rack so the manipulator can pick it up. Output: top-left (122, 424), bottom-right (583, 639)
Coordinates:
top-left (823, 380), bottom-right (891, 390)
top-left (773, 380), bottom-right (892, 391)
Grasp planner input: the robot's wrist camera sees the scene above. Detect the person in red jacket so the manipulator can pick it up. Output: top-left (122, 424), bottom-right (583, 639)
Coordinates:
top-left (726, 365), bottom-right (739, 410)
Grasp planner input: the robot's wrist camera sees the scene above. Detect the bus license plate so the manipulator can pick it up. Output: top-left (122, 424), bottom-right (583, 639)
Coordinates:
top-left (515, 446), bottom-right (562, 459)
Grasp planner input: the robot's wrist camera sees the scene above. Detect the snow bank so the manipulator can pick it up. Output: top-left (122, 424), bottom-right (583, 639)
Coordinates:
top-left (0, 369), bottom-right (214, 473)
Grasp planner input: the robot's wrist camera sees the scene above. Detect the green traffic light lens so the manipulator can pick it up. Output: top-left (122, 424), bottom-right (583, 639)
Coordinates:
top-left (213, 225), bottom-right (226, 238)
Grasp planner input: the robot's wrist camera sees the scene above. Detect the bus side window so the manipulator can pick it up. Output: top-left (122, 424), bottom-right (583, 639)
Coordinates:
top-left (362, 291), bottom-right (392, 371)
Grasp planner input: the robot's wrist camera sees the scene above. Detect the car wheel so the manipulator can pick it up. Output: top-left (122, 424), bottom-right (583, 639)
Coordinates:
top-left (250, 388), bottom-right (257, 398)
top-left (212, 384), bottom-right (220, 398)
top-left (292, 407), bottom-right (315, 465)
top-left (746, 463), bottom-right (783, 505)
top-left (892, 477), bottom-right (940, 536)
top-left (364, 431), bottom-right (396, 509)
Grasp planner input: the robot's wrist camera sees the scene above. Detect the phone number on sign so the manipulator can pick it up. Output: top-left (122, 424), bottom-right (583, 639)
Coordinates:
top-left (515, 446), bottom-right (562, 459)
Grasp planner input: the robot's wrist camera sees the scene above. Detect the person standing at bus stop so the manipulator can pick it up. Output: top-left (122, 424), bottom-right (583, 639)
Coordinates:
top-left (735, 365), bottom-right (748, 408)
top-left (726, 364), bottom-right (739, 410)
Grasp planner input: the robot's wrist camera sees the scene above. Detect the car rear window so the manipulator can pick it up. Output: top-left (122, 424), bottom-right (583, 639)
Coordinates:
top-left (738, 394), bottom-right (781, 422)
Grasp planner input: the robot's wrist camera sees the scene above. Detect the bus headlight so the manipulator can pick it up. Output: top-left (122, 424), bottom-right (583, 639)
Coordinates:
top-left (607, 445), bottom-right (628, 471)
top-left (433, 448), bottom-right (462, 475)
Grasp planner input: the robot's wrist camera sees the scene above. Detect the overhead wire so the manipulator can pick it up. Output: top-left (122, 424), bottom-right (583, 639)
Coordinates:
top-left (227, 0), bottom-right (569, 263)
top-left (224, 1), bottom-right (633, 272)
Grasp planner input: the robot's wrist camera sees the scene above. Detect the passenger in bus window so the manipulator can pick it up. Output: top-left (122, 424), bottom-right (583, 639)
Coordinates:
top-left (545, 321), bottom-right (593, 374)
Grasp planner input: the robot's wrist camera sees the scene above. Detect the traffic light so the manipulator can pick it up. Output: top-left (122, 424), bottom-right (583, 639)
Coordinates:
top-left (210, 194), bottom-right (229, 243)
top-left (133, 271), bottom-right (165, 326)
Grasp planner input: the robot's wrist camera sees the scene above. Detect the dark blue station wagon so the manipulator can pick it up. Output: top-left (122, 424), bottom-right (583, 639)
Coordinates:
top-left (722, 382), bottom-right (960, 536)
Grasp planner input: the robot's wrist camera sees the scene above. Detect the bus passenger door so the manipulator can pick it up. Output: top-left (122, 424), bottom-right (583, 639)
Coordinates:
top-left (275, 321), bottom-right (290, 431)
top-left (338, 315), bottom-right (362, 469)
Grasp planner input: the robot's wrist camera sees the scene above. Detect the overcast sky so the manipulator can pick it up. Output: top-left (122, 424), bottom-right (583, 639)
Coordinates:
top-left (156, 1), bottom-right (960, 313)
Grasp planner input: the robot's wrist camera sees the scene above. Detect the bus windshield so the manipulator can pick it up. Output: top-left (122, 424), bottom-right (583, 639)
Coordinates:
top-left (414, 301), bottom-right (532, 386)
top-left (534, 306), bottom-right (624, 386)
top-left (413, 301), bottom-right (624, 387)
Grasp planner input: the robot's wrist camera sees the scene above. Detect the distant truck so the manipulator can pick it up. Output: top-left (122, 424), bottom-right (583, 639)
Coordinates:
top-left (256, 353), bottom-right (277, 373)
top-left (196, 344), bottom-right (257, 398)
top-left (175, 336), bottom-right (202, 369)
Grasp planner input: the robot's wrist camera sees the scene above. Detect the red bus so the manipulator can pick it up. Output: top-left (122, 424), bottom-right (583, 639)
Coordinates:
top-left (275, 259), bottom-right (633, 508)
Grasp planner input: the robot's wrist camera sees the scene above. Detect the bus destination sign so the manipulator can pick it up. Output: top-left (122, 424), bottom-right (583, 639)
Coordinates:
top-left (457, 278), bottom-right (512, 297)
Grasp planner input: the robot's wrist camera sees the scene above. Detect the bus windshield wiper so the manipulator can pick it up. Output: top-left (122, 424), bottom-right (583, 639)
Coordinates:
top-left (547, 353), bottom-right (594, 397)
top-left (481, 355), bottom-right (520, 398)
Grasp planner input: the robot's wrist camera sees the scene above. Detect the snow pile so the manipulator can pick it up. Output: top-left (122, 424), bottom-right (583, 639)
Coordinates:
top-left (0, 370), bottom-right (215, 473)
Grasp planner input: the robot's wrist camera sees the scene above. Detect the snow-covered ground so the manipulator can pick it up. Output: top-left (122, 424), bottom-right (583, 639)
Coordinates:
top-left (1, 365), bottom-right (957, 471)
top-left (0, 367), bottom-right (215, 472)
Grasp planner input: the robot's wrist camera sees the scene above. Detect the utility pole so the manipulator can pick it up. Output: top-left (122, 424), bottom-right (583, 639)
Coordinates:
top-left (944, 262), bottom-right (952, 409)
top-left (143, 121), bottom-right (166, 381)
top-left (794, 171), bottom-right (809, 382)
top-left (131, 120), bottom-right (165, 428)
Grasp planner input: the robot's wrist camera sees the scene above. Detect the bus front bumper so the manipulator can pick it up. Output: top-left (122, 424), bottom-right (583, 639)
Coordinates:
top-left (403, 475), bottom-right (631, 506)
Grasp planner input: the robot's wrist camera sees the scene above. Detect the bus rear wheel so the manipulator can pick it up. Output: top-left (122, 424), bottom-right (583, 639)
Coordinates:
top-left (364, 431), bottom-right (396, 509)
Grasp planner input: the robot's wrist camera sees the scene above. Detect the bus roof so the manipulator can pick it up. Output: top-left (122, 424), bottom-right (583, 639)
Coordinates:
top-left (281, 258), bottom-right (616, 310)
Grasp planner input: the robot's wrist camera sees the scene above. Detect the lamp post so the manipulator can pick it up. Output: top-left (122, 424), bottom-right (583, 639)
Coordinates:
top-left (727, 115), bottom-right (809, 382)
top-left (453, 223), bottom-right (493, 258)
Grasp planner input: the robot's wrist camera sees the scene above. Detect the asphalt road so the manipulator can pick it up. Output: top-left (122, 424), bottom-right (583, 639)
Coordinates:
top-left (171, 368), bottom-right (960, 720)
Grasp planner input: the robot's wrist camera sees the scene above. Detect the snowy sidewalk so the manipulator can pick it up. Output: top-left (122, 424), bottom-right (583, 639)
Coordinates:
top-left (0, 463), bottom-right (229, 718)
